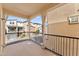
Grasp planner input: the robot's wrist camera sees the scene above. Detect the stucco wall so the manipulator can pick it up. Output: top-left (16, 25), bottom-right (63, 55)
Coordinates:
top-left (47, 3), bottom-right (79, 37)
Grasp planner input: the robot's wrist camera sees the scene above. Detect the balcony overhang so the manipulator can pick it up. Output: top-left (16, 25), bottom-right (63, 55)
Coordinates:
top-left (0, 3), bottom-right (60, 19)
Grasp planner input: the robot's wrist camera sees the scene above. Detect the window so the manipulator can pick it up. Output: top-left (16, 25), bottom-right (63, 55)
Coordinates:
top-left (10, 21), bottom-right (14, 24)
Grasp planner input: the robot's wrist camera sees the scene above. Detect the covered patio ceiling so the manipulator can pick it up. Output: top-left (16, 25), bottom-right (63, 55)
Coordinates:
top-left (2, 3), bottom-right (59, 18)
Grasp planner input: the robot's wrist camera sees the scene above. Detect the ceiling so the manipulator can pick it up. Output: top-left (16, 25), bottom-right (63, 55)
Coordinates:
top-left (2, 3), bottom-right (58, 18)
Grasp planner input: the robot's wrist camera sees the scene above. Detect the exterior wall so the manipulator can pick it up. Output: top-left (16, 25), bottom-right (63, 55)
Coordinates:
top-left (48, 22), bottom-right (79, 38)
top-left (44, 3), bottom-right (79, 56)
top-left (47, 4), bottom-right (75, 24)
top-left (47, 3), bottom-right (79, 37)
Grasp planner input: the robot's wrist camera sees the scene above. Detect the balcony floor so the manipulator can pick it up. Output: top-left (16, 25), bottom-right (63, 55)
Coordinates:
top-left (1, 41), bottom-right (57, 56)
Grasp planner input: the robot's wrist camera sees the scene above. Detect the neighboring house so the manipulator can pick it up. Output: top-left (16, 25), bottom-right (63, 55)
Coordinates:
top-left (6, 19), bottom-right (42, 33)
top-left (6, 20), bottom-right (17, 33)
top-left (17, 21), bottom-right (29, 32)
top-left (6, 20), bottom-right (29, 33)
top-left (30, 22), bottom-right (42, 33)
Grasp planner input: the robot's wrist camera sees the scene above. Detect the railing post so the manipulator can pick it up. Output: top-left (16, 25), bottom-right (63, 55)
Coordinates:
top-left (76, 39), bottom-right (78, 56)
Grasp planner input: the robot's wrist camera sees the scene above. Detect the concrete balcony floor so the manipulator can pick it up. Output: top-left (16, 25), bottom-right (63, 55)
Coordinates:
top-left (1, 41), bottom-right (57, 56)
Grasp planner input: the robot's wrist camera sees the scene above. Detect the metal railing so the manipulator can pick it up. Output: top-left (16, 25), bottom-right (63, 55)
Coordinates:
top-left (5, 32), bottom-right (43, 44)
top-left (45, 34), bottom-right (79, 56)
top-left (5, 32), bottom-right (30, 44)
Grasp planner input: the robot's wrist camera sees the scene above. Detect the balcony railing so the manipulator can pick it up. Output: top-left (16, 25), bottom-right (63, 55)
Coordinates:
top-left (45, 34), bottom-right (79, 56)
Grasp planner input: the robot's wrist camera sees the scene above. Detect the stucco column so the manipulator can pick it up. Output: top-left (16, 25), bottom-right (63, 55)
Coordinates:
top-left (0, 5), bottom-right (5, 54)
top-left (41, 11), bottom-right (46, 48)
top-left (27, 18), bottom-right (31, 39)
top-left (0, 18), bottom-right (5, 50)
top-left (42, 12), bottom-right (46, 34)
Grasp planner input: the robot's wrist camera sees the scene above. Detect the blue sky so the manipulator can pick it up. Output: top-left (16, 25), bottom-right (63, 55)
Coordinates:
top-left (31, 16), bottom-right (42, 24)
top-left (7, 16), bottom-right (42, 24)
top-left (7, 16), bottom-right (27, 22)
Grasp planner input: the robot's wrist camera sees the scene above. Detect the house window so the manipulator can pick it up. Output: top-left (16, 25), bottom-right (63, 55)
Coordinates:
top-left (10, 22), bottom-right (14, 24)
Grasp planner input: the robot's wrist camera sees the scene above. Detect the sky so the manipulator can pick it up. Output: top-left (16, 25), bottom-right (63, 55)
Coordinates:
top-left (31, 16), bottom-right (42, 24)
top-left (7, 16), bottom-right (27, 22)
top-left (7, 16), bottom-right (42, 24)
